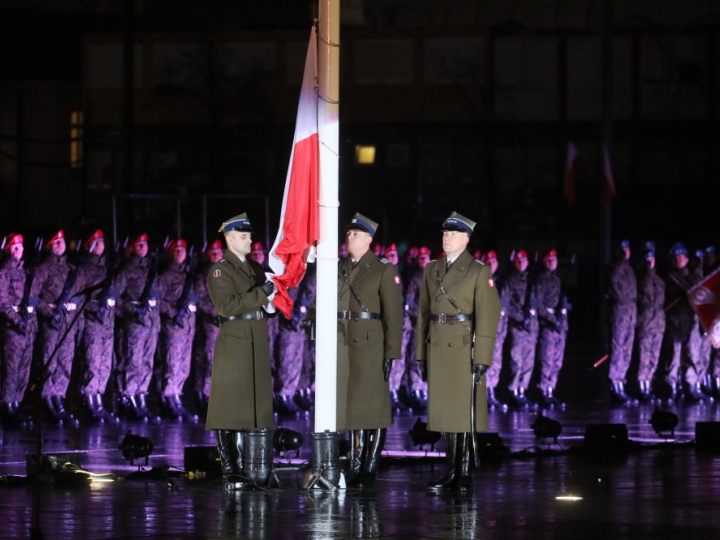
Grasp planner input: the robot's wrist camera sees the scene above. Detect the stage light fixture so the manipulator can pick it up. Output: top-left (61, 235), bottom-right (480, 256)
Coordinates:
top-left (409, 417), bottom-right (441, 450)
top-left (649, 408), bottom-right (679, 438)
top-left (274, 428), bottom-right (304, 455)
top-left (532, 413), bottom-right (563, 442)
top-left (119, 430), bottom-right (154, 466)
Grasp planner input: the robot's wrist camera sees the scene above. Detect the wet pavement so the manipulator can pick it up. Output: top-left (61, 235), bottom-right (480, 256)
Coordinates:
top-left (2, 400), bottom-right (720, 539)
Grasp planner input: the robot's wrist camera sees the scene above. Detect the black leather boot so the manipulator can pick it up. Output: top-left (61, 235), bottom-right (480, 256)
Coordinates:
top-left (84, 393), bottom-right (101, 422)
top-left (126, 395), bottom-right (148, 420)
top-left (94, 394), bottom-right (118, 423)
top-left (293, 388), bottom-right (312, 412)
top-left (53, 396), bottom-right (77, 424)
top-left (713, 376), bottom-right (720, 400)
top-left (167, 395), bottom-right (196, 420)
top-left (219, 430), bottom-right (251, 491)
top-left (455, 433), bottom-right (472, 492)
top-left (358, 428), bottom-right (386, 488)
top-left (410, 389), bottom-right (428, 412)
top-left (347, 430), bottom-right (366, 486)
top-left (137, 393), bottom-right (159, 420)
top-left (390, 390), bottom-right (404, 412)
top-left (685, 382), bottom-right (704, 403)
top-left (638, 380), bottom-right (656, 403)
top-left (44, 396), bottom-right (61, 422)
top-left (242, 428), bottom-right (277, 489)
top-left (195, 391), bottom-right (208, 415)
top-left (275, 394), bottom-right (300, 417)
top-left (508, 387), bottom-right (528, 407)
top-left (610, 381), bottom-right (631, 405)
top-left (426, 432), bottom-right (458, 493)
top-left (486, 387), bottom-right (506, 410)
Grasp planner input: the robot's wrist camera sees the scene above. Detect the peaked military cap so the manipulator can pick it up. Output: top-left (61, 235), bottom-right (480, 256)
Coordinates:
top-left (442, 211), bottom-right (476, 235)
top-left (219, 213), bottom-right (253, 234)
top-left (346, 212), bottom-right (378, 237)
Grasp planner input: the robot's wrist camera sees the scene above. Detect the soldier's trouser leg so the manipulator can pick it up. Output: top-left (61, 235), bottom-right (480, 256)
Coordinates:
top-left (685, 324), bottom-right (706, 386)
top-left (486, 321), bottom-right (507, 390)
top-left (608, 308), bottom-right (636, 382)
top-left (124, 318), bottom-right (160, 396)
top-left (40, 321), bottom-right (78, 398)
top-left (426, 432), bottom-right (458, 492)
top-left (664, 336), bottom-right (683, 386)
top-left (406, 335), bottom-right (427, 393)
top-left (538, 328), bottom-right (566, 391)
top-left (1, 328), bottom-right (35, 404)
top-left (193, 322), bottom-right (218, 397)
top-left (277, 330), bottom-right (304, 398)
top-left (161, 323), bottom-right (194, 396)
top-left (509, 326), bottom-right (538, 390)
top-left (637, 327), bottom-right (663, 383)
top-left (80, 322), bottom-right (114, 395)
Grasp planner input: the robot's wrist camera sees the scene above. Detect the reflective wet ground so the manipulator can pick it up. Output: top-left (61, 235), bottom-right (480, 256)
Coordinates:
top-left (2, 400), bottom-right (720, 539)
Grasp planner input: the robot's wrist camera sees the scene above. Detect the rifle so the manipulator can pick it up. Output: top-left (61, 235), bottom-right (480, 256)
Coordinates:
top-left (520, 252), bottom-right (540, 331)
top-left (174, 246), bottom-right (201, 329)
top-left (49, 255), bottom-right (87, 330)
top-left (135, 248), bottom-right (162, 326)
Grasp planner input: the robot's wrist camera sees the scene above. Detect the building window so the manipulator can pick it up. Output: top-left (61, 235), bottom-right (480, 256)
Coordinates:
top-left (70, 111), bottom-right (84, 168)
top-left (355, 145), bottom-right (376, 165)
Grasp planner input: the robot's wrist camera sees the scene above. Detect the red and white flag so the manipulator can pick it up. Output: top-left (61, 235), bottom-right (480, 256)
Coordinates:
top-left (688, 267), bottom-right (720, 348)
top-left (602, 143), bottom-right (616, 200)
top-left (268, 28), bottom-right (320, 318)
top-left (564, 141), bottom-right (578, 206)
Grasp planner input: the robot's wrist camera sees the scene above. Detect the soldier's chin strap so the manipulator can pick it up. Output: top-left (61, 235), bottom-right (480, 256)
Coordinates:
top-left (434, 268), bottom-right (472, 335)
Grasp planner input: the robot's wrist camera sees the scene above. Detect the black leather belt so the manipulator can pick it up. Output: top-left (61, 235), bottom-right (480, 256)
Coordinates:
top-left (337, 311), bottom-right (382, 321)
top-left (220, 311), bottom-right (266, 323)
top-left (431, 313), bottom-right (474, 323)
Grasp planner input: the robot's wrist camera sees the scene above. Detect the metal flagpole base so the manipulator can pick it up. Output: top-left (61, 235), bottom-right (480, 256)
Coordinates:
top-left (304, 430), bottom-right (342, 490)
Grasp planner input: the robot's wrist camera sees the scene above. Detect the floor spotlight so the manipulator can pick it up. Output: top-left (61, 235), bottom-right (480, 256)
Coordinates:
top-left (532, 414), bottom-right (563, 443)
top-left (119, 430), bottom-right (154, 466)
top-left (274, 428), bottom-right (303, 457)
top-left (409, 417), bottom-right (441, 451)
top-left (649, 408), bottom-right (679, 438)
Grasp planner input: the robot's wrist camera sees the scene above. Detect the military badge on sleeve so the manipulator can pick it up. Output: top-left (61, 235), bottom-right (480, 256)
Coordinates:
top-left (394, 275), bottom-right (401, 285)
top-left (213, 269), bottom-right (222, 278)
top-left (488, 277), bottom-right (495, 288)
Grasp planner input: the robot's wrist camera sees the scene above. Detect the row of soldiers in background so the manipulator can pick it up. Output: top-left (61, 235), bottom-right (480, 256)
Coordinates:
top-left (0, 229), bottom-right (227, 426)
top-left (607, 240), bottom-right (719, 405)
top-left (0, 225), bottom-right (572, 427)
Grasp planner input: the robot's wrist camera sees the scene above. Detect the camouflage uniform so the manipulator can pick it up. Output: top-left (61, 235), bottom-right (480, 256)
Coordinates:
top-left (505, 269), bottom-right (539, 392)
top-left (486, 271), bottom-right (508, 391)
top-left (0, 256), bottom-right (38, 407)
top-left (114, 254), bottom-right (163, 398)
top-left (157, 260), bottom-right (196, 397)
top-left (77, 253), bottom-right (117, 396)
top-left (275, 286), bottom-right (307, 402)
top-left (403, 267), bottom-right (426, 393)
top-left (664, 265), bottom-right (702, 387)
top-left (31, 253), bottom-right (86, 399)
top-left (636, 265), bottom-right (665, 383)
top-left (534, 267), bottom-right (568, 391)
top-left (297, 266), bottom-right (317, 393)
top-left (192, 261), bottom-right (219, 401)
top-left (606, 258), bottom-right (637, 383)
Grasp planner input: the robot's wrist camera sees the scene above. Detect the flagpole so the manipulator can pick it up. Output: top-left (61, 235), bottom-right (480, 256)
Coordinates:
top-left (307, 0), bottom-right (341, 489)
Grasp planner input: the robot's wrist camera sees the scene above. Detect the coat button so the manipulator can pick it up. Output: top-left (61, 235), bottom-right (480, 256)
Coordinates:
top-left (431, 342), bottom-right (437, 346)
top-left (267, 337), bottom-right (270, 343)
top-left (448, 342), bottom-right (454, 347)
top-left (353, 338), bottom-right (358, 343)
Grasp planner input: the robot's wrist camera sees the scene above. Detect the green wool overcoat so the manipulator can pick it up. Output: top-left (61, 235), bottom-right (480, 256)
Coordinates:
top-left (205, 250), bottom-right (273, 431)
top-left (415, 249), bottom-right (501, 433)
top-left (336, 251), bottom-right (404, 430)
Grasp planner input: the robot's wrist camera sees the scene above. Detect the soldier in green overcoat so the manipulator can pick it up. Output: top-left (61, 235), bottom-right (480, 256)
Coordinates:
top-left (206, 213), bottom-right (277, 491)
top-left (337, 212), bottom-right (403, 487)
top-left (416, 211), bottom-right (501, 493)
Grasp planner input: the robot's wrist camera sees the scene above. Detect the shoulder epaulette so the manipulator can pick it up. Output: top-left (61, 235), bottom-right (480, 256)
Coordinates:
top-left (219, 259), bottom-right (227, 263)
top-left (474, 260), bottom-right (485, 266)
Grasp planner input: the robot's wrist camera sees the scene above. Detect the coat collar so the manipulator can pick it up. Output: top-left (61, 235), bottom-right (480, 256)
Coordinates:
top-left (435, 250), bottom-right (472, 290)
top-left (224, 250), bottom-right (256, 284)
top-left (339, 250), bottom-right (375, 293)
